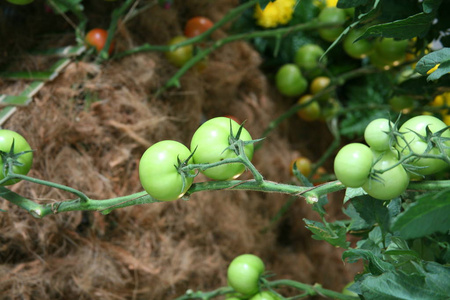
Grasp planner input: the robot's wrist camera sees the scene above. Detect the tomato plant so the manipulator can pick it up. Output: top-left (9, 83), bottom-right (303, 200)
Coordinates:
top-left (85, 28), bottom-right (115, 54)
top-left (362, 149), bottom-right (409, 200)
top-left (334, 143), bottom-right (373, 188)
top-left (317, 7), bottom-right (346, 42)
top-left (184, 16), bottom-right (214, 38)
top-left (139, 140), bottom-right (194, 201)
top-left (190, 117), bottom-right (253, 180)
top-left (0, 130), bottom-right (33, 186)
top-left (275, 64), bottom-right (308, 97)
top-left (364, 118), bottom-right (395, 151)
top-left (396, 115), bottom-right (450, 175)
top-left (296, 95), bottom-right (321, 122)
top-left (165, 36), bottom-right (194, 68)
top-left (227, 254), bottom-right (265, 297)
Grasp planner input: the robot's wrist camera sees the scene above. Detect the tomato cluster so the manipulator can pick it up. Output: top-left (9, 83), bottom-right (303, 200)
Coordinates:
top-left (139, 117), bottom-right (254, 201)
top-left (165, 16), bottom-right (214, 68)
top-left (334, 115), bottom-right (450, 200)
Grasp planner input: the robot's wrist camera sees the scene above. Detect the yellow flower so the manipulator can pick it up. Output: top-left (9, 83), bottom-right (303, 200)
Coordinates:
top-left (326, 0), bottom-right (338, 7)
top-left (254, 0), bottom-right (296, 28)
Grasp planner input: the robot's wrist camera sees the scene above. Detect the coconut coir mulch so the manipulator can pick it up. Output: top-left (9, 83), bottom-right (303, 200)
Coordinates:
top-left (0, 1), bottom-right (359, 299)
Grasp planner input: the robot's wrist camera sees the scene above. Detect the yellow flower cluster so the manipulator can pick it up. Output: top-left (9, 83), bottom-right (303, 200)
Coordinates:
top-left (254, 0), bottom-right (296, 28)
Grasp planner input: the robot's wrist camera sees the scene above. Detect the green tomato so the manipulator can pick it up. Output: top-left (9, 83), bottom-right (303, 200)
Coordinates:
top-left (362, 149), bottom-right (409, 200)
top-left (389, 95), bottom-right (415, 112)
top-left (343, 28), bottom-right (374, 59)
top-left (275, 64), bottom-right (308, 97)
top-left (364, 118), bottom-right (395, 151)
top-left (374, 38), bottom-right (408, 63)
top-left (190, 117), bottom-right (253, 180)
top-left (6, 0), bottom-right (34, 5)
top-left (249, 291), bottom-right (280, 300)
top-left (139, 140), bottom-right (194, 201)
top-left (0, 130), bottom-right (33, 186)
top-left (165, 36), bottom-right (193, 67)
top-left (294, 44), bottom-right (326, 72)
top-left (318, 7), bottom-right (346, 42)
top-left (227, 254), bottom-right (265, 297)
top-left (334, 143), bottom-right (373, 188)
top-left (396, 115), bottom-right (450, 175)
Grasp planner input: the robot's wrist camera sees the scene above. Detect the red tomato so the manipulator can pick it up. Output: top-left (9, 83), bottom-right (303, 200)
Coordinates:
top-left (85, 28), bottom-right (115, 54)
top-left (184, 16), bottom-right (214, 38)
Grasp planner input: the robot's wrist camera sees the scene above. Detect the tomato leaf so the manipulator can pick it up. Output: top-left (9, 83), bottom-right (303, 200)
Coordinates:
top-left (303, 219), bottom-right (350, 248)
top-left (357, 262), bottom-right (450, 300)
top-left (342, 248), bottom-right (394, 275)
top-left (337, 0), bottom-right (371, 9)
top-left (358, 13), bottom-right (434, 40)
top-left (343, 187), bottom-right (365, 204)
top-left (415, 47), bottom-right (450, 81)
top-left (422, 0), bottom-right (443, 14)
top-left (391, 190), bottom-right (450, 239)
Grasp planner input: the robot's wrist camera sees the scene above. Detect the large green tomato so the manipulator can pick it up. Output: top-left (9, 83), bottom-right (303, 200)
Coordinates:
top-left (6, 0), bottom-right (34, 5)
top-left (396, 115), bottom-right (450, 175)
top-left (364, 118), bottom-right (395, 151)
top-left (139, 140), bottom-right (194, 201)
top-left (334, 143), bottom-right (373, 188)
top-left (275, 64), bottom-right (308, 97)
top-left (294, 44), bottom-right (326, 72)
top-left (227, 254), bottom-right (265, 297)
top-left (249, 291), bottom-right (280, 300)
top-left (318, 7), bottom-right (346, 42)
top-left (362, 149), bottom-right (409, 200)
top-left (190, 117), bottom-right (253, 180)
top-left (0, 130), bottom-right (33, 186)
top-left (374, 38), bottom-right (408, 63)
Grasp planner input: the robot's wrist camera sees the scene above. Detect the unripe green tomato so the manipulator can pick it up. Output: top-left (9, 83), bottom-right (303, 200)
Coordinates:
top-left (364, 118), bottom-right (395, 151)
top-left (6, 0), bottom-right (34, 4)
top-left (249, 291), bottom-right (280, 300)
top-left (389, 95), bottom-right (415, 112)
top-left (343, 28), bottom-right (374, 59)
top-left (318, 7), bottom-right (346, 42)
top-left (294, 44), bottom-right (326, 71)
top-left (227, 254), bottom-right (265, 297)
top-left (275, 64), bottom-right (308, 97)
top-left (374, 38), bottom-right (408, 63)
top-left (165, 36), bottom-right (193, 68)
top-left (334, 143), bottom-right (373, 188)
top-left (362, 149), bottom-right (409, 200)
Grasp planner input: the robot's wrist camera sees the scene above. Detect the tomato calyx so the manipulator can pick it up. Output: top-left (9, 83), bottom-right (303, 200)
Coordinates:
top-left (226, 121), bottom-right (263, 157)
top-left (0, 139), bottom-right (33, 180)
top-left (175, 151), bottom-right (198, 194)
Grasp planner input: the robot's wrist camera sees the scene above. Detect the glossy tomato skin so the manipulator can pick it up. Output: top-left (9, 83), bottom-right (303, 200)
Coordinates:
top-left (6, 0), bottom-right (34, 4)
top-left (294, 44), bottom-right (326, 72)
top-left (227, 254), bottom-right (265, 297)
top-left (139, 140), bottom-right (194, 201)
top-left (297, 95), bottom-right (321, 122)
top-left (249, 291), bottom-right (280, 300)
top-left (165, 36), bottom-right (194, 67)
top-left (85, 28), bottom-right (114, 54)
top-left (190, 117), bottom-right (253, 180)
top-left (184, 16), bottom-right (214, 38)
top-left (343, 28), bottom-right (374, 59)
top-left (0, 130), bottom-right (33, 186)
top-left (396, 115), bottom-right (450, 175)
top-left (289, 156), bottom-right (312, 177)
top-left (362, 149), bottom-right (409, 200)
top-left (364, 118), bottom-right (395, 151)
top-left (334, 143), bottom-right (373, 188)
top-left (275, 64), bottom-right (308, 97)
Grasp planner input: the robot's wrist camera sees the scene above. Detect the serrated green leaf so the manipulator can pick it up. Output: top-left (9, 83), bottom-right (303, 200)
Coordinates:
top-left (358, 262), bottom-right (450, 300)
top-left (344, 187), bottom-right (366, 203)
top-left (337, 0), bottom-right (371, 9)
top-left (343, 248), bottom-right (394, 275)
top-left (344, 195), bottom-right (390, 232)
top-left (358, 13), bottom-right (433, 40)
top-left (304, 218), bottom-right (350, 248)
top-left (391, 190), bottom-right (450, 239)
top-left (415, 48), bottom-right (450, 75)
